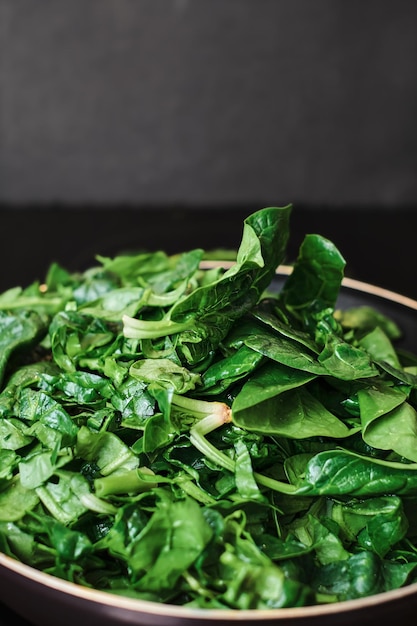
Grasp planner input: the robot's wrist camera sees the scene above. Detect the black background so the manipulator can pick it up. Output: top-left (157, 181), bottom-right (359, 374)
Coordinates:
top-left (1, 1), bottom-right (417, 210)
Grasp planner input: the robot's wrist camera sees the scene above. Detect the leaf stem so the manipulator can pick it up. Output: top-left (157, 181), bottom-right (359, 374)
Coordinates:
top-left (122, 314), bottom-right (192, 340)
top-left (173, 394), bottom-right (232, 422)
top-left (190, 413), bottom-right (297, 495)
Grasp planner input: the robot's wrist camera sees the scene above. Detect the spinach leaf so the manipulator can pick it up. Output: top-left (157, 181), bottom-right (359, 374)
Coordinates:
top-left (0, 310), bottom-right (47, 386)
top-left (232, 364), bottom-right (351, 438)
top-left (285, 450), bottom-right (417, 496)
top-left (123, 205), bottom-right (292, 365)
top-left (278, 233), bottom-right (346, 328)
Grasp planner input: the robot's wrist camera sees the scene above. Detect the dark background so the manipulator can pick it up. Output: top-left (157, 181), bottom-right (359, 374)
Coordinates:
top-left (0, 0), bottom-right (417, 297)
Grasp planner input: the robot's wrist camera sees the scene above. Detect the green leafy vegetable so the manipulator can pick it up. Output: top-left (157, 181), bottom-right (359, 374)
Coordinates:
top-left (1, 204), bottom-right (417, 610)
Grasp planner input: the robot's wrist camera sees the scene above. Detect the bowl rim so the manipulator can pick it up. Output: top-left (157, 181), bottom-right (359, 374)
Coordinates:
top-left (3, 549), bottom-right (417, 621)
top-left (2, 263), bottom-right (417, 621)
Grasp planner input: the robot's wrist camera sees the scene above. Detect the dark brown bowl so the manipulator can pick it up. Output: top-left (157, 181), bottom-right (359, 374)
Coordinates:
top-left (1, 267), bottom-right (417, 626)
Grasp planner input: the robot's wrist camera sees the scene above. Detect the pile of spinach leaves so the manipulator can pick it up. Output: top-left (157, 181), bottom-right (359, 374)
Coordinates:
top-left (1, 204), bottom-right (417, 610)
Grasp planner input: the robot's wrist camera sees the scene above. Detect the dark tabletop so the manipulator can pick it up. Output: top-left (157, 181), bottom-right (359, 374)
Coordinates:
top-left (1, 205), bottom-right (416, 299)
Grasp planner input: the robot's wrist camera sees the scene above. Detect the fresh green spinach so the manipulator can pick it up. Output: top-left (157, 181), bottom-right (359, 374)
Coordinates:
top-left (1, 204), bottom-right (417, 609)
